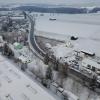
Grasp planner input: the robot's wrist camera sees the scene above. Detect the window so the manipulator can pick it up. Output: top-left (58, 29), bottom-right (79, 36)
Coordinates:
top-left (87, 64), bottom-right (91, 69)
top-left (92, 66), bottom-right (95, 72)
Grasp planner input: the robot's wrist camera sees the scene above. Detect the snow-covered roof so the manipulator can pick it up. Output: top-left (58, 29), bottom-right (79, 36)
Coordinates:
top-left (74, 39), bottom-right (100, 57)
top-left (0, 55), bottom-right (57, 100)
top-left (51, 82), bottom-right (59, 87)
top-left (18, 55), bottom-right (31, 63)
top-left (11, 16), bottom-right (24, 20)
top-left (82, 58), bottom-right (100, 69)
top-left (62, 90), bottom-right (79, 100)
top-left (51, 44), bottom-right (73, 59)
top-left (45, 43), bottom-right (52, 49)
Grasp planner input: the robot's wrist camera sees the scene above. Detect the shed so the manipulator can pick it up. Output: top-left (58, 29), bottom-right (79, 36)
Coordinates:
top-left (82, 58), bottom-right (100, 70)
top-left (50, 82), bottom-right (59, 93)
top-left (13, 42), bottom-right (23, 50)
top-left (81, 50), bottom-right (95, 57)
top-left (62, 90), bottom-right (79, 100)
top-left (57, 87), bottom-right (64, 99)
top-left (18, 55), bottom-right (31, 64)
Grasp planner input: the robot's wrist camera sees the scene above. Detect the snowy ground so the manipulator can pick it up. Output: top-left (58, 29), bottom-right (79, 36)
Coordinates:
top-left (0, 55), bottom-right (59, 100)
top-left (34, 13), bottom-right (100, 40)
top-left (35, 36), bottom-right (63, 53)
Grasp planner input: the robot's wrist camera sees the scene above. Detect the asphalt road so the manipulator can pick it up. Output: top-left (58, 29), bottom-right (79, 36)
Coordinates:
top-left (27, 14), bottom-right (46, 58)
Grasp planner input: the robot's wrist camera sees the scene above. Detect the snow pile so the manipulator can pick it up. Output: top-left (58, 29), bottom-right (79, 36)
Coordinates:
top-left (45, 43), bottom-right (52, 49)
top-left (51, 43), bottom-right (73, 59)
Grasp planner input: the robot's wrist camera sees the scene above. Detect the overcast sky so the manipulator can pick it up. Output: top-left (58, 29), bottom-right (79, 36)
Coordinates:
top-left (0, 0), bottom-right (100, 5)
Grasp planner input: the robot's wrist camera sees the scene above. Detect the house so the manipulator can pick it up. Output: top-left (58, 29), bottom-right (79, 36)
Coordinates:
top-left (81, 50), bottom-right (95, 57)
top-left (81, 58), bottom-right (100, 75)
top-left (62, 90), bottom-right (79, 100)
top-left (50, 82), bottom-right (59, 93)
top-left (57, 87), bottom-right (64, 100)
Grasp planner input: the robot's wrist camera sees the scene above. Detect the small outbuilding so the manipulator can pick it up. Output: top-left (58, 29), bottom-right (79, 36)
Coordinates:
top-left (82, 58), bottom-right (100, 75)
top-left (13, 42), bottom-right (23, 50)
top-left (50, 82), bottom-right (59, 93)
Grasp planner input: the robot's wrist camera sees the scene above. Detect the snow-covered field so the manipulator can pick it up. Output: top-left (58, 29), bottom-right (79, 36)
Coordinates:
top-left (33, 13), bottom-right (100, 57)
top-left (35, 13), bottom-right (100, 40)
top-left (0, 55), bottom-right (58, 100)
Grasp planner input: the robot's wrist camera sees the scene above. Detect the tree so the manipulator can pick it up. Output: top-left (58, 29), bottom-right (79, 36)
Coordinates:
top-left (2, 24), bottom-right (8, 32)
top-left (54, 60), bottom-right (59, 71)
top-left (3, 43), bottom-right (14, 58)
top-left (44, 53), bottom-right (49, 64)
top-left (58, 63), bottom-right (69, 87)
top-left (21, 63), bottom-right (27, 71)
top-left (23, 11), bottom-right (27, 19)
top-left (46, 66), bottom-right (52, 80)
top-left (2, 34), bottom-right (6, 41)
top-left (89, 75), bottom-right (97, 91)
top-left (7, 17), bottom-right (13, 27)
top-left (3, 43), bottom-right (8, 55)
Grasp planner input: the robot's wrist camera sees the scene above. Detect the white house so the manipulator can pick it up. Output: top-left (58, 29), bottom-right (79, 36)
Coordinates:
top-left (62, 90), bottom-right (79, 100)
top-left (50, 82), bottom-right (59, 94)
top-left (81, 58), bottom-right (100, 75)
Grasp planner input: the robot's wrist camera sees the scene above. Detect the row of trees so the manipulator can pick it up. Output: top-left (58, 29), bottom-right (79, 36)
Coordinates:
top-left (2, 17), bottom-right (13, 32)
top-left (2, 43), bottom-right (14, 57)
top-left (44, 53), bottom-right (69, 87)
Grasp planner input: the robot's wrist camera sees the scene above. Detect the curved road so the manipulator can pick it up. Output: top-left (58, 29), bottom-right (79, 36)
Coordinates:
top-left (26, 13), bottom-right (46, 60)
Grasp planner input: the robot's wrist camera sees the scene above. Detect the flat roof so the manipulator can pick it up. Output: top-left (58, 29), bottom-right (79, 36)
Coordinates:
top-left (82, 58), bottom-right (100, 69)
top-left (0, 55), bottom-right (57, 100)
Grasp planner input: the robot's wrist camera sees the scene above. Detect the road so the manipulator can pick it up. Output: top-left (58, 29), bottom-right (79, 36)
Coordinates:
top-left (26, 13), bottom-right (46, 60)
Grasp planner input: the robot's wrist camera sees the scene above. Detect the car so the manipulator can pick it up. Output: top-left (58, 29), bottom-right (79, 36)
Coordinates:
top-left (49, 18), bottom-right (56, 21)
top-left (70, 36), bottom-right (78, 40)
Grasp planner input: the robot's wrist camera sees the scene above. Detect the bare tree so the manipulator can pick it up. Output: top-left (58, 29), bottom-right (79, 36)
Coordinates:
top-left (46, 65), bottom-right (52, 80)
top-left (58, 63), bottom-right (69, 87)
